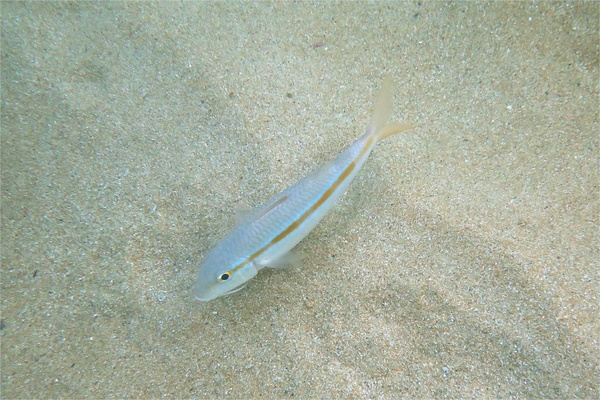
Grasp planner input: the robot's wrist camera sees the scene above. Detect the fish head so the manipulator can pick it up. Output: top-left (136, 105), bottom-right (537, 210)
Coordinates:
top-left (194, 255), bottom-right (259, 301)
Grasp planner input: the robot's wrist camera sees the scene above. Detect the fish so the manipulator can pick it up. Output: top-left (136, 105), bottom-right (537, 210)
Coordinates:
top-left (194, 75), bottom-right (413, 301)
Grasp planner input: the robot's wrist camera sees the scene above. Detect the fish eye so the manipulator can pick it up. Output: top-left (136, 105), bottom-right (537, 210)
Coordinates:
top-left (218, 272), bottom-right (231, 282)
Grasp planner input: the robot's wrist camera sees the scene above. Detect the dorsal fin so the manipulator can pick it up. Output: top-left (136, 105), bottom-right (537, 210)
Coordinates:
top-left (251, 195), bottom-right (288, 223)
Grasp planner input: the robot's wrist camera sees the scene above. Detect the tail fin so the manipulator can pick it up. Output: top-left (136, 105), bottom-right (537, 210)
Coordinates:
top-left (367, 74), bottom-right (414, 141)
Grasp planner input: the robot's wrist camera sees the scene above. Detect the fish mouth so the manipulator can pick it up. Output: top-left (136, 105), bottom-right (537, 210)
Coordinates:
top-left (194, 293), bottom-right (218, 302)
top-left (194, 283), bottom-right (248, 301)
top-left (224, 282), bottom-right (248, 296)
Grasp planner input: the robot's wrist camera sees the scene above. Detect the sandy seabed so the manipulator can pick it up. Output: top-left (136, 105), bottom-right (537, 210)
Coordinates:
top-left (2, 2), bottom-right (598, 398)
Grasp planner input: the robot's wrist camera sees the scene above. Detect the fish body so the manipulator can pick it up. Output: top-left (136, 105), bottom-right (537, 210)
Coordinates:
top-left (195, 76), bottom-right (412, 301)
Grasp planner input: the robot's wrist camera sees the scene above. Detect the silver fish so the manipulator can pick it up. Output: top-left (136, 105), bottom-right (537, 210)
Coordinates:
top-left (195, 75), bottom-right (413, 301)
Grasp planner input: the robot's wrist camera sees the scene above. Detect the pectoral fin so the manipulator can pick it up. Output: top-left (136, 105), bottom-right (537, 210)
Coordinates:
top-left (234, 204), bottom-right (254, 223)
top-left (258, 250), bottom-right (306, 269)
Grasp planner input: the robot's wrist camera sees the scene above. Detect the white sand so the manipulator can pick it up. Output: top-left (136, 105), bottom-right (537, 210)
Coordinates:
top-left (2, 2), bottom-right (597, 397)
